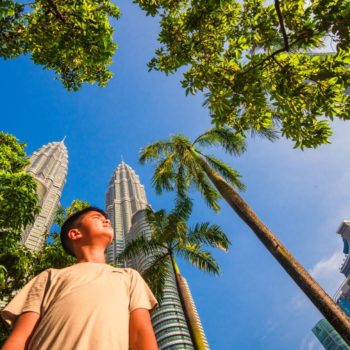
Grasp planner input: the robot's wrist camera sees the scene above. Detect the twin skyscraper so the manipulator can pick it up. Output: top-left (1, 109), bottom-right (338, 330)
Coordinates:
top-left (22, 140), bottom-right (210, 350)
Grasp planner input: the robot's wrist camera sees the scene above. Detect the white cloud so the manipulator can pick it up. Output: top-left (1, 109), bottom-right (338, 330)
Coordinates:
top-left (309, 251), bottom-right (345, 295)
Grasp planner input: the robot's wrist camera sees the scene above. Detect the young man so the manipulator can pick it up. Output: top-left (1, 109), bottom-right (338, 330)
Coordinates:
top-left (1, 207), bottom-right (158, 350)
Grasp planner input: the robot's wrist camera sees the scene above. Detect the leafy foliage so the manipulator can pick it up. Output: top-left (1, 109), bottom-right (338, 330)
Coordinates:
top-left (53, 199), bottom-right (90, 227)
top-left (0, 0), bottom-right (120, 90)
top-left (0, 231), bottom-right (33, 301)
top-left (121, 197), bottom-right (230, 301)
top-left (0, 131), bottom-right (39, 311)
top-left (135, 0), bottom-right (350, 149)
top-left (0, 132), bottom-right (39, 232)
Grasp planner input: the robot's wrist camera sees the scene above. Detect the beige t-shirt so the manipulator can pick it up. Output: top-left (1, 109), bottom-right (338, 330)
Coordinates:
top-left (1, 263), bottom-right (158, 350)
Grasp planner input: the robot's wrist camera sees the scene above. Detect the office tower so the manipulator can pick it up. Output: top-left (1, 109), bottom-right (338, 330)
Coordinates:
top-left (106, 162), bottom-right (210, 349)
top-left (105, 161), bottom-right (148, 264)
top-left (21, 141), bottom-right (68, 251)
top-left (312, 221), bottom-right (350, 349)
top-left (337, 221), bottom-right (350, 278)
top-left (312, 320), bottom-right (350, 350)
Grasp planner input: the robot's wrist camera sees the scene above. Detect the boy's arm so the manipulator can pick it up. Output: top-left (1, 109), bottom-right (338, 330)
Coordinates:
top-left (1, 312), bottom-right (40, 350)
top-left (129, 308), bottom-right (158, 350)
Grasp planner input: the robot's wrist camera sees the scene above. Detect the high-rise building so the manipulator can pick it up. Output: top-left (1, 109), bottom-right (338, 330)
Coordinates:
top-left (21, 141), bottom-right (68, 251)
top-left (106, 162), bottom-right (209, 349)
top-left (312, 221), bottom-right (350, 349)
top-left (312, 319), bottom-right (350, 350)
top-left (105, 162), bottom-right (148, 263)
top-left (337, 221), bottom-right (350, 278)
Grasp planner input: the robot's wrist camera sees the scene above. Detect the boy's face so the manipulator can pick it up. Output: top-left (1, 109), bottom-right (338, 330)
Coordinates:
top-left (77, 210), bottom-right (114, 246)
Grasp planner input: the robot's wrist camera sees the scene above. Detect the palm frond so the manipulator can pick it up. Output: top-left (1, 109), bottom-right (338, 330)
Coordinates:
top-left (139, 141), bottom-right (176, 164)
top-left (142, 254), bottom-right (171, 302)
top-left (188, 158), bottom-right (221, 212)
top-left (194, 127), bottom-right (247, 156)
top-left (187, 223), bottom-right (231, 252)
top-left (120, 235), bottom-right (160, 261)
top-left (176, 246), bottom-right (220, 275)
top-left (152, 154), bottom-right (177, 194)
top-left (204, 155), bottom-right (246, 191)
top-left (176, 162), bottom-right (191, 197)
top-left (250, 126), bottom-right (279, 141)
top-left (171, 134), bottom-right (192, 150)
top-left (144, 207), bottom-right (168, 240)
top-left (164, 197), bottom-right (192, 242)
top-left (168, 196), bottom-right (193, 225)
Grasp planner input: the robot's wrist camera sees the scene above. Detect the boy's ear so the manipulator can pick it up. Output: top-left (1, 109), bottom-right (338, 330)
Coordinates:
top-left (68, 228), bottom-right (83, 241)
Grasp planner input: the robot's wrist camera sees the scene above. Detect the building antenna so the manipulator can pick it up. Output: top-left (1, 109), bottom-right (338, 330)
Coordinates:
top-left (61, 136), bottom-right (66, 143)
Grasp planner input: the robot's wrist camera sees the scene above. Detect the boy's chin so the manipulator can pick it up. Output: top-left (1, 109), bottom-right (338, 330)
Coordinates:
top-left (106, 232), bottom-right (114, 244)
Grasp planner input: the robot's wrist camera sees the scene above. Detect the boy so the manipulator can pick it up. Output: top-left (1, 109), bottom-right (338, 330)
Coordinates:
top-left (1, 207), bottom-right (158, 350)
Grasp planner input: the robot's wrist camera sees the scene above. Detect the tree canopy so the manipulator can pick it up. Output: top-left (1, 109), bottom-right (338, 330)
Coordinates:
top-left (0, 0), bottom-right (120, 90)
top-left (0, 131), bottom-right (39, 320)
top-left (0, 131), bottom-right (39, 232)
top-left (135, 0), bottom-right (350, 149)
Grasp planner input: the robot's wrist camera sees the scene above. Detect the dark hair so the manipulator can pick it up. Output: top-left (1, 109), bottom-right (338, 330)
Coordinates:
top-left (60, 207), bottom-right (108, 257)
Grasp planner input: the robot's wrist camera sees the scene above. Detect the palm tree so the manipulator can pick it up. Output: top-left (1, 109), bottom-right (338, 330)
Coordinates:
top-left (139, 127), bottom-right (350, 346)
top-left (120, 197), bottom-right (230, 350)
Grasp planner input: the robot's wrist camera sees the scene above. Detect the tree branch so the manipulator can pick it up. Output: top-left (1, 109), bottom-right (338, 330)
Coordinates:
top-left (274, 0), bottom-right (289, 51)
top-left (271, 55), bottom-right (284, 70)
top-left (45, 0), bottom-right (66, 23)
top-left (242, 39), bottom-right (300, 75)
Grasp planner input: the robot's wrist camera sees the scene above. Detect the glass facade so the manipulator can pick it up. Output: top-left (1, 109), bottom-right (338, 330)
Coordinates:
top-left (312, 319), bottom-right (350, 350)
top-left (337, 297), bottom-right (350, 317)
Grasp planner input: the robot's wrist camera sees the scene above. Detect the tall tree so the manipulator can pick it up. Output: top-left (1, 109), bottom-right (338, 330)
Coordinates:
top-left (0, 0), bottom-right (120, 90)
top-left (135, 0), bottom-right (350, 149)
top-left (0, 131), bottom-right (39, 300)
top-left (121, 197), bottom-right (230, 350)
top-left (139, 127), bottom-right (350, 346)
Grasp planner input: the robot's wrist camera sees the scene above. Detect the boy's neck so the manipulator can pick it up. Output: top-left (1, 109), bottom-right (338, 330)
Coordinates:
top-left (76, 246), bottom-right (107, 264)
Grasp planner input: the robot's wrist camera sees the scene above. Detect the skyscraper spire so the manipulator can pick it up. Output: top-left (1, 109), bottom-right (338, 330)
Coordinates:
top-left (21, 141), bottom-right (68, 251)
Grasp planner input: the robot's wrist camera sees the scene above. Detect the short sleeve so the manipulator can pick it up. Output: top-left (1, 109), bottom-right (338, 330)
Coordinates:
top-left (1, 270), bottom-right (49, 328)
top-left (128, 269), bottom-right (158, 313)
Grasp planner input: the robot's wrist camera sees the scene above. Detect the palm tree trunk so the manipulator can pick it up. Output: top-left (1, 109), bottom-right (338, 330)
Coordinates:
top-left (170, 255), bottom-right (208, 350)
top-left (197, 155), bottom-right (350, 346)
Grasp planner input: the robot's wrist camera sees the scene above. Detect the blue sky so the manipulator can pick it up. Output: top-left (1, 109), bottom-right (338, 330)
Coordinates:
top-left (1, 2), bottom-right (350, 349)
